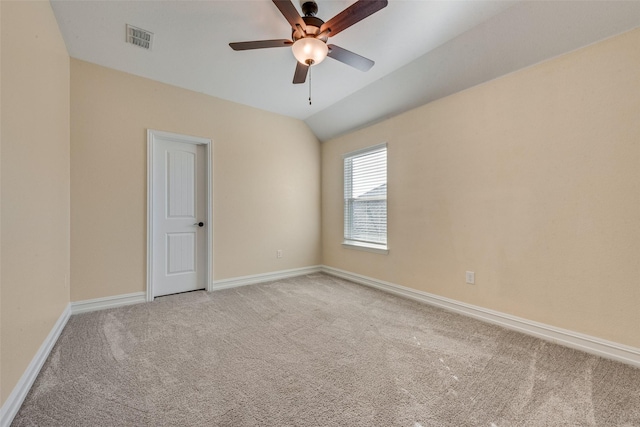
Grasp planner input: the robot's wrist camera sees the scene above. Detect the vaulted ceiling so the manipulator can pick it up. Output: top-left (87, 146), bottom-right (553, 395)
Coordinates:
top-left (51, 0), bottom-right (640, 141)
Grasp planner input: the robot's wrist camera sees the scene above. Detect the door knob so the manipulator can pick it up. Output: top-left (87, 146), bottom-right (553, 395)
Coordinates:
top-left (194, 222), bottom-right (204, 227)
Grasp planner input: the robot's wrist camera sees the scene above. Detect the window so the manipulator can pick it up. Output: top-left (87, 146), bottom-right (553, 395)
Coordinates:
top-left (343, 143), bottom-right (388, 253)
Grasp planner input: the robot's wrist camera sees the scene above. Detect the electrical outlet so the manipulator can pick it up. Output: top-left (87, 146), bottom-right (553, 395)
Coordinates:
top-left (277, 250), bottom-right (283, 259)
top-left (465, 271), bottom-right (475, 285)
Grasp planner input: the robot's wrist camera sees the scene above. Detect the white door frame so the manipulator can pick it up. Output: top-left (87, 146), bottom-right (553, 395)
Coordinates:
top-left (147, 129), bottom-right (213, 301)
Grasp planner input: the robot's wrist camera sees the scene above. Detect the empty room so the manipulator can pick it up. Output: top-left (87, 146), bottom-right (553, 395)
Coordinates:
top-left (1, 0), bottom-right (639, 426)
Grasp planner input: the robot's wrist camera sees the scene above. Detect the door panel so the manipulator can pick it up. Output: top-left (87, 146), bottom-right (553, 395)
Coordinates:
top-left (167, 150), bottom-right (195, 218)
top-left (167, 232), bottom-right (196, 274)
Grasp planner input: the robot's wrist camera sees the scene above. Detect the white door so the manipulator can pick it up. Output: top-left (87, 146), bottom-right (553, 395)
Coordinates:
top-left (150, 133), bottom-right (208, 297)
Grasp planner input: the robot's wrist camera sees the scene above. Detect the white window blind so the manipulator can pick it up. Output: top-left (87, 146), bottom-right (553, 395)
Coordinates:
top-left (344, 144), bottom-right (387, 247)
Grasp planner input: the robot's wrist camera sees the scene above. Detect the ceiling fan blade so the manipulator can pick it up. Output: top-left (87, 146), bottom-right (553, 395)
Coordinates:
top-left (272, 0), bottom-right (306, 32)
top-left (293, 61), bottom-right (309, 84)
top-left (327, 44), bottom-right (374, 72)
top-left (229, 39), bottom-right (292, 51)
top-left (320, 0), bottom-right (388, 37)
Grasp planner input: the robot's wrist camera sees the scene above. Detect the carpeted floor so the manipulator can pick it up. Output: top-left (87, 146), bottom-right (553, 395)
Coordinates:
top-left (12, 273), bottom-right (640, 426)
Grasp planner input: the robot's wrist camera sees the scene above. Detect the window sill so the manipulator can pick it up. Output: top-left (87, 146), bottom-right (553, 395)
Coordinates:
top-left (342, 241), bottom-right (389, 254)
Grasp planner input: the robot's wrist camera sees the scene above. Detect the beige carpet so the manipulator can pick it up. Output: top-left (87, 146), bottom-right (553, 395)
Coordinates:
top-left (11, 273), bottom-right (640, 426)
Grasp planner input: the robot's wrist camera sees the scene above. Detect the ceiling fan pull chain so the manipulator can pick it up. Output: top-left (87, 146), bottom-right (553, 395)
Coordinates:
top-left (308, 65), bottom-right (312, 105)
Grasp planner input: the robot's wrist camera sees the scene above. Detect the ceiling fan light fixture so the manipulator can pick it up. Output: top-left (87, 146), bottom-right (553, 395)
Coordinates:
top-left (292, 37), bottom-right (328, 66)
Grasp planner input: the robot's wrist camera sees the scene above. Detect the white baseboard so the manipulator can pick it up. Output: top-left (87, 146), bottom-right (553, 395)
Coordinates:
top-left (322, 266), bottom-right (640, 368)
top-left (72, 267), bottom-right (325, 312)
top-left (212, 265), bottom-right (323, 291)
top-left (70, 292), bottom-right (146, 314)
top-left (0, 304), bottom-right (71, 427)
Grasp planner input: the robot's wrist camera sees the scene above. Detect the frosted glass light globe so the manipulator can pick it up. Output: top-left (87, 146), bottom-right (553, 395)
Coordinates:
top-left (292, 37), bottom-right (328, 66)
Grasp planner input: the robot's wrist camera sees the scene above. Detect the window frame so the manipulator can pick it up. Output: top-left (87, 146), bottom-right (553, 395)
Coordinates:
top-left (342, 143), bottom-right (389, 254)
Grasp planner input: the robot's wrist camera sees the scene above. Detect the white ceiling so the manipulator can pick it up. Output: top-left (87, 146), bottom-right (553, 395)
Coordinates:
top-left (50, 0), bottom-right (640, 141)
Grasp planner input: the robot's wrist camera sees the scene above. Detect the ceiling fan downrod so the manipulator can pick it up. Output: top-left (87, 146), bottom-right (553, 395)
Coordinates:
top-left (301, 1), bottom-right (318, 17)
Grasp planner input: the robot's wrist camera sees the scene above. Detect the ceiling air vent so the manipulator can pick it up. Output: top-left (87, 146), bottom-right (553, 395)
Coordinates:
top-left (126, 24), bottom-right (153, 50)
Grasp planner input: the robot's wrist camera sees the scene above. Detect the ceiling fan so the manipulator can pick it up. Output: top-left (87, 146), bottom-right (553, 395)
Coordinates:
top-left (229, 0), bottom-right (388, 84)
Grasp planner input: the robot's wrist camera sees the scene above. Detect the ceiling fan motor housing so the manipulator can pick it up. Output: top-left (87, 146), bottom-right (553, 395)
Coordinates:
top-left (292, 16), bottom-right (327, 42)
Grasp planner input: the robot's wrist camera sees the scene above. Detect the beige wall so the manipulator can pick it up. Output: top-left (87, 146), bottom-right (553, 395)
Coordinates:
top-left (1, 1), bottom-right (71, 405)
top-left (70, 59), bottom-right (321, 301)
top-left (322, 29), bottom-right (640, 348)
